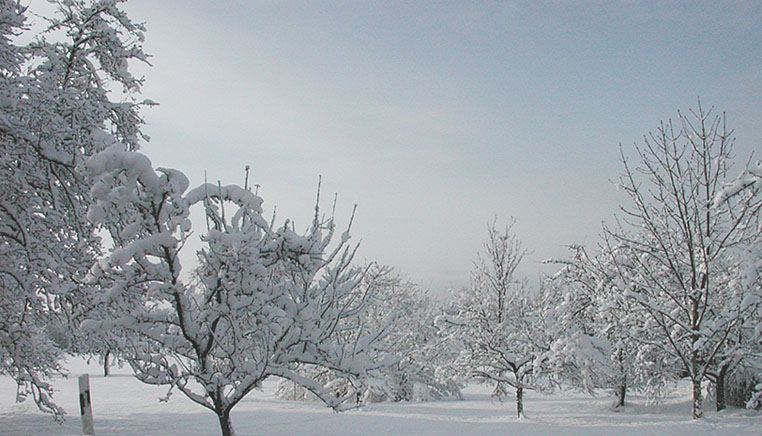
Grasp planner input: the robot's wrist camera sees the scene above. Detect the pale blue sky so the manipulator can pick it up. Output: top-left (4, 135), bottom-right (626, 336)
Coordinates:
top-left (46, 1), bottom-right (762, 292)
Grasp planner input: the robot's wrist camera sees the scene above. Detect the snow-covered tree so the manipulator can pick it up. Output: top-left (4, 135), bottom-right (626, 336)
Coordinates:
top-left (725, 361), bottom-right (762, 410)
top-left (371, 272), bottom-right (463, 402)
top-left (84, 147), bottom-right (387, 436)
top-left (0, 0), bottom-right (147, 419)
top-left (276, 265), bottom-right (462, 404)
top-left (714, 177), bottom-right (762, 410)
top-left (441, 218), bottom-right (549, 417)
top-left (606, 103), bottom-right (762, 418)
top-left (698, 243), bottom-right (762, 410)
top-left (544, 244), bottom-right (679, 408)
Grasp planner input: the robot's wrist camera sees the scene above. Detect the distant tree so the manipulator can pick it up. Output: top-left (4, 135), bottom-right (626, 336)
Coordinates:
top-left (605, 103), bottom-right (762, 418)
top-left (84, 148), bottom-right (386, 436)
top-left (0, 0), bottom-right (147, 419)
top-left (544, 244), bottom-right (679, 408)
top-left (276, 265), bottom-right (462, 404)
top-left (353, 266), bottom-right (462, 403)
top-left (371, 275), bottom-right (463, 401)
top-left (441, 218), bottom-right (549, 418)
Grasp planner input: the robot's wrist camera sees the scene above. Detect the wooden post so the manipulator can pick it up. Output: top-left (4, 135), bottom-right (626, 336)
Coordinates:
top-left (79, 374), bottom-right (95, 435)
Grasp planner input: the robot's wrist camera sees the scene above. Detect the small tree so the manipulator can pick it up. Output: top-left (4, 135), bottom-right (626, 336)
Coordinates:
top-left (442, 218), bottom-right (548, 418)
top-left (606, 102), bottom-right (762, 418)
top-left (544, 244), bottom-right (679, 408)
top-left (85, 147), bottom-right (386, 436)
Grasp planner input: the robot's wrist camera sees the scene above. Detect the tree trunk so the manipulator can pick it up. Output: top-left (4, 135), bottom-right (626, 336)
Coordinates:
top-left (516, 386), bottom-right (524, 418)
top-left (716, 363), bottom-right (728, 412)
top-left (217, 410), bottom-right (236, 436)
top-left (690, 307), bottom-right (702, 419)
top-left (614, 347), bottom-right (626, 408)
top-left (692, 378), bottom-right (703, 419)
top-left (615, 379), bottom-right (626, 408)
top-left (103, 350), bottom-right (110, 377)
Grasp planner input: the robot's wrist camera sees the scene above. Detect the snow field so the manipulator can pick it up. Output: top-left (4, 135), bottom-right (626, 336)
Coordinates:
top-left (1, 358), bottom-right (760, 436)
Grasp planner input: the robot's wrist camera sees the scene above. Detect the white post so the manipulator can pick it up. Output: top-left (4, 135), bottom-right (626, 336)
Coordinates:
top-left (78, 374), bottom-right (95, 436)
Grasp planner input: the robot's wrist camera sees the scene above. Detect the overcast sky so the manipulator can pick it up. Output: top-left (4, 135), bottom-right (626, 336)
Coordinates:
top-left (41, 1), bottom-right (762, 293)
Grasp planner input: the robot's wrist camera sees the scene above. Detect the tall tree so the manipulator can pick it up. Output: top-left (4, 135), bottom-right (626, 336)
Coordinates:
top-left (0, 0), bottom-right (147, 419)
top-left (606, 103), bottom-right (762, 418)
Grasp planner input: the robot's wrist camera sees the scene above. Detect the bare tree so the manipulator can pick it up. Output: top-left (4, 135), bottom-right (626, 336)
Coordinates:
top-left (606, 102), bottom-right (762, 418)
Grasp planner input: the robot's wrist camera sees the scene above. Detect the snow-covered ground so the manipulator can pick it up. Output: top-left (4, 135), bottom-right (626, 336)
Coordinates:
top-left (1, 358), bottom-right (760, 436)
